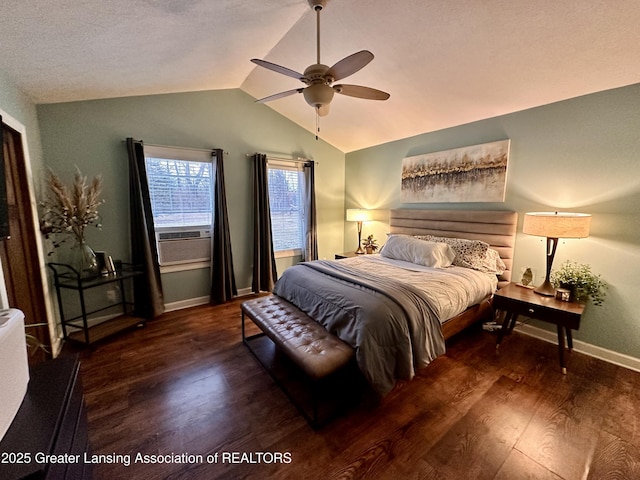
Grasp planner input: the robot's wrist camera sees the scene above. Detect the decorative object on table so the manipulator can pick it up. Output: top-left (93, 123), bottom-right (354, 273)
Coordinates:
top-left (346, 209), bottom-right (372, 254)
top-left (520, 267), bottom-right (534, 286)
top-left (113, 259), bottom-right (123, 273)
top-left (550, 260), bottom-right (607, 306)
top-left (401, 139), bottom-right (510, 203)
top-left (362, 234), bottom-right (378, 254)
top-left (39, 168), bottom-right (104, 278)
top-left (522, 211), bottom-right (591, 296)
top-left (106, 255), bottom-right (116, 273)
top-left (95, 251), bottom-right (108, 275)
top-left (95, 251), bottom-right (115, 275)
top-left (555, 288), bottom-right (571, 302)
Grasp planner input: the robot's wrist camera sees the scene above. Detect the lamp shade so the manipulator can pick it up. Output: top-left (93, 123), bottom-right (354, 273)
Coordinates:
top-left (522, 212), bottom-right (591, 239)
top-left (346, 209), bottom-right (372, 222)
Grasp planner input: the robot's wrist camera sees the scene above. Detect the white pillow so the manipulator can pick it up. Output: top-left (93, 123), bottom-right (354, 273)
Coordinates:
top-left (380, 235), bottom-right (455, 268)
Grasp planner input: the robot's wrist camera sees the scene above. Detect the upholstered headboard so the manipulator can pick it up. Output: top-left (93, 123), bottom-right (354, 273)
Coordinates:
top-left (389, 209), bottom-right (518, 288)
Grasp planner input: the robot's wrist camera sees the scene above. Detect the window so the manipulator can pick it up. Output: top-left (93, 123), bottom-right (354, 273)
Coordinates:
top-left (144, 145), bottom-right (214, 270)
top-left (267, 160), bottom-right (305, 257)
top-left (145, 148), bottom-right (213, 228)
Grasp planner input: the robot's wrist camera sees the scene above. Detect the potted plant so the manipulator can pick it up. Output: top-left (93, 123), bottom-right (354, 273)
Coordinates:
top-left (362, 235), bottom-right (378, 254)
top-left (550, 260), bottom-right (607, 306)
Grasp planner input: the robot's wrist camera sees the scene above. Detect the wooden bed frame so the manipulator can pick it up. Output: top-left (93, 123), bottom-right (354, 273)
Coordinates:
top-left (389, 209), bottom-right (518, 339)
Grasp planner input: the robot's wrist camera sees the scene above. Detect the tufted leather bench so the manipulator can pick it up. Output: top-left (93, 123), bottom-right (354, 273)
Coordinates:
top-left (241, 295), bottom-right (356, 427)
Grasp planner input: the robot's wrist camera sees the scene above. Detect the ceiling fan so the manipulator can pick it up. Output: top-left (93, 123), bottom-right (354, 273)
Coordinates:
top-left (251, 0), bottom-right (390, 118)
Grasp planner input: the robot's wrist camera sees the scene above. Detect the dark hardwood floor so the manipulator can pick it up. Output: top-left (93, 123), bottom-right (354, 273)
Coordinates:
top-left (71, 296), bottom-right (640, 479)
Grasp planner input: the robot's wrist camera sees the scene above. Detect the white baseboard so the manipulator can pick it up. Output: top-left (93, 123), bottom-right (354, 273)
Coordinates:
top-left (163, 288), bottom-right (254, 313)
top-left (164, 296), bottom-right (210, 312)
top-left (515, 323), bottom-right (640, 373)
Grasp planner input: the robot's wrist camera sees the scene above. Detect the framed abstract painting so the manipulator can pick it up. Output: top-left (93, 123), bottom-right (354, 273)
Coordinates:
top-left (401, 139), bottom-right (510, 203)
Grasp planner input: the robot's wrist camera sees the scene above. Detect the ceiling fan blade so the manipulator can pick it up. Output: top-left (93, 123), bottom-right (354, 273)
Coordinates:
top-left (333, 84), bottom-right (390, 100)
top-left (326, 50), bottom-right (374, 81)
top-left (317, 104), bottom-right (330, 117)
top-left (256, 88), bottom-right (304, 103)
top-left (251, 59), bottom-right (305, 81)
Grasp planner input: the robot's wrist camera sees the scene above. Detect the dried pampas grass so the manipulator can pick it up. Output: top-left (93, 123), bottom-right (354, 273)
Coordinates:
top-left (40, 168), bottom-right (104, 248)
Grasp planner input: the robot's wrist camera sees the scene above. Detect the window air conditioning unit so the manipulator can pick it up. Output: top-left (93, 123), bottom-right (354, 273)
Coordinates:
top-left (155, 229), bottom-right (211, 266)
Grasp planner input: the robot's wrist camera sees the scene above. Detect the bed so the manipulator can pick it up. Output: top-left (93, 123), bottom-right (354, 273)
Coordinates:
top-left (272, 209), bottom-right (518, 396)
top-left (387, 209), bottom-right (517, 336)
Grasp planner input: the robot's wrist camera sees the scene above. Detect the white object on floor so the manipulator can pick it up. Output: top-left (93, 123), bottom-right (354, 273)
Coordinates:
top-left (0, 308), bottom-right (29, 442)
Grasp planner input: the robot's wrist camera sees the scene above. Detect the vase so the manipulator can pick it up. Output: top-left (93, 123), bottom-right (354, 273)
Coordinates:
top-left (573, 287), bottom-right (589, 304)
top-left (561, 283), bottom-right (588, 304)
top-left (69, 240), bottom-right (100, 278)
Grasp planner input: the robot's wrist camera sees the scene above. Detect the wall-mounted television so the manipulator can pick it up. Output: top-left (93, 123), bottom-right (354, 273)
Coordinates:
top-left (0, 117), bottom-right (10, 240)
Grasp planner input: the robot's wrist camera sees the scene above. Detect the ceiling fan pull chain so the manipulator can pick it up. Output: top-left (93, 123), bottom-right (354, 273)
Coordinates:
top-left (315, 107), bottom-right (320, 140)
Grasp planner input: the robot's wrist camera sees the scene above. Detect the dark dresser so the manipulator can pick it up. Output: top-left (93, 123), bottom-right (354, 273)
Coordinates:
top-left (0, 355), bottom-right (91, 479)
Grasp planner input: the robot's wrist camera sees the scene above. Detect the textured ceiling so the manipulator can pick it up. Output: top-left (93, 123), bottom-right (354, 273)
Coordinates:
top-left (2, 0), bottom-right (640, 152)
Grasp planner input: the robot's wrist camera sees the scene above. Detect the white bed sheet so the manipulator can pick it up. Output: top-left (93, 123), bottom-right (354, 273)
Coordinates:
top-left (336, 254), bottom-right (497, 324)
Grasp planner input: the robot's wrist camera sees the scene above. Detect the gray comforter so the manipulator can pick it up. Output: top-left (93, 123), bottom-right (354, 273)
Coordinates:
top-left (272, 260), bottom-right (446, 396)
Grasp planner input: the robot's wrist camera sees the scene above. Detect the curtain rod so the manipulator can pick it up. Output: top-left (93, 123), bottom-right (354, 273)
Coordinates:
top-left (245, 153), bottom-right (315, 164)
top-left (123, 140), bottom-right (228, 155)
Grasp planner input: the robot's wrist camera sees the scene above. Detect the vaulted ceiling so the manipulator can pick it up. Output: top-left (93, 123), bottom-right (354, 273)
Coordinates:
top-left (2, 0), bottom-right (640, 152)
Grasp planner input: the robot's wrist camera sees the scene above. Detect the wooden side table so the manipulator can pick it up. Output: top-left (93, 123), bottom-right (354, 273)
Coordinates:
top-left (334, 252), bottom-right (361, 259)
top-left (493, 282), bottom-right (585, 374)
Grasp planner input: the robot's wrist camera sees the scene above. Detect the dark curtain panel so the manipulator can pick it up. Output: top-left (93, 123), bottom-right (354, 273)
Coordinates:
top-left (252, 153), bottom-right (277, 293)
top-left (126, 138), bottom-right (165, 318)
top-left (303, 161), bottom-right (318, 261)
top-left (0, 116), bottom-right (9, 239)
top-left (210, 148), bottom-right (237, 304)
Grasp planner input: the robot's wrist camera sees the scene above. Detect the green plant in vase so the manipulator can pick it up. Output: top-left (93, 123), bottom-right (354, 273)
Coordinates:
top-left (40, 168), bottom-right (104, 277)
top-left (362, 234), bottom-right (378, 254)
top-left (550, 260), bottom-right (607, 306)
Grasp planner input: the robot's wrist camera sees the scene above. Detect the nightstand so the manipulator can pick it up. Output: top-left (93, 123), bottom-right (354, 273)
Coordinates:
top-left (334, 251), bottom-right (361, 259)
top-left (493, 282), bottom-right (585, 374)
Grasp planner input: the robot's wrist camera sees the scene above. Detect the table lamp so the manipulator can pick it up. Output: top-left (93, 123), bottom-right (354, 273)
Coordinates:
top-left (346, 209), bottom-right (372, 254)
top-left (522, 212), bottom-right (591, 296)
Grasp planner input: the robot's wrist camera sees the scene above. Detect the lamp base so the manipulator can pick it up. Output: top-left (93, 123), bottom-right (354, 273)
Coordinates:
top-left (534, 279), bottom-right (556, 296)
top-left (354, 220), bottom-right (364, 254)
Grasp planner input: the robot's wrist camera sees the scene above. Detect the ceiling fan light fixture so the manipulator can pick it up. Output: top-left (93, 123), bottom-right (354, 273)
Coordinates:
top-left (303, 83), bottom-right (334, 109)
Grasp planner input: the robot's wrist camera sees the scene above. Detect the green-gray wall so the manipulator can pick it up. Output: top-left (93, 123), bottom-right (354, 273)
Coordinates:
top-left (36, 89), bottom-right (345, 305)
top-left (345, 83), bottom-right (640, 359)
top-left (0, 69), bottom-right (45, 195)
top-left (6, 64), bottom-right (640, 363)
